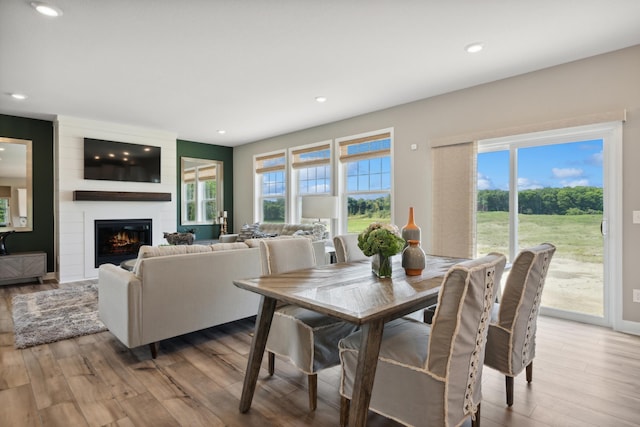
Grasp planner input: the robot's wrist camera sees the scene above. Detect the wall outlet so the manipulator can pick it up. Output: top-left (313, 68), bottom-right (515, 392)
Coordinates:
top-left (634, 289), bottom-right (640, 303)
top-left (633, 211), bottom-right (640, 224)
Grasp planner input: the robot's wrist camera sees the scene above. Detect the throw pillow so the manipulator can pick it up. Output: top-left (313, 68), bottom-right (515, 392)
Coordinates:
top-left (312, 223), bottom-right (327, 240)
top-left (237, 222), bottom-right (260, 242)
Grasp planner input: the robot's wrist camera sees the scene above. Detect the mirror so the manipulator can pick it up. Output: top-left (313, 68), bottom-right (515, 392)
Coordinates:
top-left (180, 157), bottom-right (223, 225)
top-left (0, 137), bottom-right (33, 232)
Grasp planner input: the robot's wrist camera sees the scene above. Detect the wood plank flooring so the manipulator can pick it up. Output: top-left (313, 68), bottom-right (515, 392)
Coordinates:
top-left (1, 280), bottom-right (639, 426)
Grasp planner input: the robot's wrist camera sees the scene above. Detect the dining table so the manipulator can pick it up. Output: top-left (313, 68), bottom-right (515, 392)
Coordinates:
top-left (233, 254), bottom-right (467, 427)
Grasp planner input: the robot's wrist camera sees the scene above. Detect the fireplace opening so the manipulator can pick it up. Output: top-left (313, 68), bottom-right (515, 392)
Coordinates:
top-left (95, 219), bottom-right (152, 267)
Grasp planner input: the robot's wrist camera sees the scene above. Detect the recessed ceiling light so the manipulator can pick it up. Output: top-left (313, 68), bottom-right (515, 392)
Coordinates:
top-left (465, 42), bottom-right (484, 53)
top-left (217, 130), bottom-right (226, 135)
top-left (10, 93), bottom-right (27, 100)
top-left (315, 96), bottom-right (327, 103)
top-left (31, 2), bottom-right (63, 17)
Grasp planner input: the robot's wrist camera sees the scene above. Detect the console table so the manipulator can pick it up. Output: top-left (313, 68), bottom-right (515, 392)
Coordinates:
top-left (0, 251), bottom-right (46, 285)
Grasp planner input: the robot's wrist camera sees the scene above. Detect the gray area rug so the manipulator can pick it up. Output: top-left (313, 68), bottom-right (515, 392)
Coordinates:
top-left (12, 283), bottom-right (107, 349)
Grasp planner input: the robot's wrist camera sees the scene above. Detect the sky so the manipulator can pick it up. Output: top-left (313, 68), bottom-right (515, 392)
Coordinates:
top-left (477, 139), bottom-right (603, 191)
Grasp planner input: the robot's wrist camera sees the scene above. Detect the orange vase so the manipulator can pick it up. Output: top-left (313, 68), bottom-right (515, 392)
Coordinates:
top-left (401, 207), bottom-right (421, 246)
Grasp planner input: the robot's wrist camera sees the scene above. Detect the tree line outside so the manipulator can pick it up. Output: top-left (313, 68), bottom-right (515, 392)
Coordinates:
top-left (477, 186), bottom-right (603, 215)
top-left (262, 195), bottom-right (392, 228)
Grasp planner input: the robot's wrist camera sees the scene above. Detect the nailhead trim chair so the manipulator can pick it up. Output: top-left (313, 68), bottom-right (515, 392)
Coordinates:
top-left (484, 243), bottom-right (556, 406)
top-left (338, 253), bottom-right (506, 427)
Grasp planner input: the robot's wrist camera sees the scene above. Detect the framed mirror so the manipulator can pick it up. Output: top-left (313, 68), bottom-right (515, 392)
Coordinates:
top-left (180, 157), bottom-right (223, 225)
top-left (0, 137), bottom-right (33, 232)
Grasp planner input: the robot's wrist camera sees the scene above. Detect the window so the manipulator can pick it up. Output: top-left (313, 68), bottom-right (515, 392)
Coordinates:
top-left (0, 198), bottom-right (9, 226)
top-left (291, 142), bottom-right (332, 218)
top-left (255, 151), bottom-right (286, 223)
top-left (339, 130), bottom-right (393, 233)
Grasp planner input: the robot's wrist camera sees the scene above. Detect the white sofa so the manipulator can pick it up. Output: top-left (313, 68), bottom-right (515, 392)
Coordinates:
top-left (98, 239), bottom-right (327, 357)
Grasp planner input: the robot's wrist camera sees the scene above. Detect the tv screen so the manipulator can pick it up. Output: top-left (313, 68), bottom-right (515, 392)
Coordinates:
top-left (84, 138), bottom-right (161, 183)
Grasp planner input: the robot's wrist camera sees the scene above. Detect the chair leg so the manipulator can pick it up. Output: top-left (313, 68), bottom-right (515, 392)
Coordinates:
top-left (526, 361), bottom-right (533, 383)
top-left (340, 396), bottom-right (350, 427)
top-left (505, 376), bottom-right (514, 407)
top-left (308, 373), bottom-right (317, 410)
top-left (149, 342), bottom-right (159, 359)
top-left (471, 402), bottom-right (481, 427)
top-left (268, 352), bottom-right (275, 376)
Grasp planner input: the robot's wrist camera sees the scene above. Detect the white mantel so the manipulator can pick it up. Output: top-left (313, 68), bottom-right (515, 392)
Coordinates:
top-left (55, 116), bottom-right (177, 282)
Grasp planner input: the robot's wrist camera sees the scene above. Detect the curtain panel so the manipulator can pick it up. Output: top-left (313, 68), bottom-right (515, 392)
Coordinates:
top-left (431, 142), bottom-right (476, 258)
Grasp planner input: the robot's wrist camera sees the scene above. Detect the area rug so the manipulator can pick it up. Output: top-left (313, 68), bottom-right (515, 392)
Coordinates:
top-left (12, 283), bottom-right (107, 349)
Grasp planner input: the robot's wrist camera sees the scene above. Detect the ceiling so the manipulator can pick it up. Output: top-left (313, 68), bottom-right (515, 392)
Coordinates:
top-left (1, 1), bottom-right (639, 147)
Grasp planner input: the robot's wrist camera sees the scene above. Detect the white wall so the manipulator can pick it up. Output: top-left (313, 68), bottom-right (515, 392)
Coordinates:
top-left (55, 116), bottom-right (177, 282)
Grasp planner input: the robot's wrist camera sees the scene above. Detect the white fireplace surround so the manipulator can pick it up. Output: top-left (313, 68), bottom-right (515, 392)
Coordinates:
top-left (55, 116), bottom-right (177, 283)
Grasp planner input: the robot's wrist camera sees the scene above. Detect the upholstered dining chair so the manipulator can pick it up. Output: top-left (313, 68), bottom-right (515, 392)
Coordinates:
top-left (338, 253), bottom-right (506, 427)
top-left (259, 238), bottom-right (359, 410)
top-left (333, 234), bottom-right (369, 263)
top-left (484, 243), bottom-right (556, 407)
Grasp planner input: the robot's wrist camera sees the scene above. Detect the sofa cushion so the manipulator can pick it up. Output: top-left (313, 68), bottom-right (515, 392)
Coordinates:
top-left (281, 224), bottom-right (314, 235)
top-left (210, 242), bottom-right (250, 251)
top-left (133, 244), bottom-right (212, 276)
top-left (256, 223), bottom-right (285, 236)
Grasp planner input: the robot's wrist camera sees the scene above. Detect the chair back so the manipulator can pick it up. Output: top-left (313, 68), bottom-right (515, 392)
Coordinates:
top-left (426, 253), bottom-right (506, 424)
top-left (493, 243), bottom-right (555, 371)
top-left (259, 238), bottom-right (317, 275)
top-left (333, 234), bottom-right (368, 263)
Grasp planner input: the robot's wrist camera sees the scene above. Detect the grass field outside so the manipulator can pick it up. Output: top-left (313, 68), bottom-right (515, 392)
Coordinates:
top-left (347, 215), bottom-right (391, 234)
top-left (348, 211), bottom-right (604, 316)
top-left (477, 211), bottom-right (604, 316)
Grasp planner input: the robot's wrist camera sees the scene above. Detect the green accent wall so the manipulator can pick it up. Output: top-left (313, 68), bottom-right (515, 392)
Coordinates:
top-left (0, 114), bottom-right (55, 271)
top-left (176, 139), bottom-right (234, 239)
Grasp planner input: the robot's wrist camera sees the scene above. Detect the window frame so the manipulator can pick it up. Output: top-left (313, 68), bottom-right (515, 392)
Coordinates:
top-left (289, 140), bottom-right (333, 222)
top-left (254, 150), bottom-right (288, 223)
top-left (337, 128), bottom-right (394, 234)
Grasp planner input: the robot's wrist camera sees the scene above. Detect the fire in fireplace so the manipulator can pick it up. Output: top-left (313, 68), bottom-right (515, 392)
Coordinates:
top-left (95, 219), bottom-right (152, 267)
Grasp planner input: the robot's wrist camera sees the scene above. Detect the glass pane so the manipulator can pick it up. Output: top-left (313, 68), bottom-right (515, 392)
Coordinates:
top-left (262, 171), bottom-right (285, 196)
top-left (298, 165), bottom-right (330, 195)
top-left (262, 197), bottom-right (285, 223)
top-left (518, 140), bottom-right (604, 316)
top-left (347, 194), bottom-right (391, 233)
top-left (0, 199), bottom-right (9, 225)
top-left (476, 150), bottom-right (509, 257)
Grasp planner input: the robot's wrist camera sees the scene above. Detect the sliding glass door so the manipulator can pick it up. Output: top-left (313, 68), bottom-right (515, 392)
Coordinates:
top-left (476, 123), bottom-right (620, 324)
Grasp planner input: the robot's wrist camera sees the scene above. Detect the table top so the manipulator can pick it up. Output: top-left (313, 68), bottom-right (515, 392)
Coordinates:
top-left (233, 255), bottom-right (466, 325)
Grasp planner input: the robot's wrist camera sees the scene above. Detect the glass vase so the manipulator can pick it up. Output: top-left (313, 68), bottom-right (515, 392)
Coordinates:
top-left (372, 253), bottom-right (392, 278)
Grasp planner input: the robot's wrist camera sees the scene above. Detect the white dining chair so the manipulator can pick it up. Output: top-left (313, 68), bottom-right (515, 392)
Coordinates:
top-left (338, 252), bottom-right (506, 427)
top-left (484, 243), bottom-right (556, 406)
top-left (333, 234), bottom-right (369, 263)
top-left (259, 238), bottom-right (358, 410)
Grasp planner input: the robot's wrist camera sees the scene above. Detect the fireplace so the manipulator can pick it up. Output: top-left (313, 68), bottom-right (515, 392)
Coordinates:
top-left (94, 219), bottom-right (152, 267)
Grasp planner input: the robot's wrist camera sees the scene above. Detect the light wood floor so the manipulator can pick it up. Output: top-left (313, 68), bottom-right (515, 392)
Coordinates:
top-left (1, 280), bottom-right (639, 427)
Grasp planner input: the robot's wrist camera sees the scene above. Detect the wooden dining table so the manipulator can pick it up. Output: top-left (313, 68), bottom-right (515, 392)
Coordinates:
top-left (233, 254), bottom-right (466, 427)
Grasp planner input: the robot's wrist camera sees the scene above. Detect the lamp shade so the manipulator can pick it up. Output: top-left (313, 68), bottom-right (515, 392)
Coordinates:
top-left (301, 196), bottom-right (338, 219)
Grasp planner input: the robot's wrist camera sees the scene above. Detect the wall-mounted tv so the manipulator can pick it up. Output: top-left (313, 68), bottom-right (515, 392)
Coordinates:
top-left (84, 138), bottom-right (161, 183)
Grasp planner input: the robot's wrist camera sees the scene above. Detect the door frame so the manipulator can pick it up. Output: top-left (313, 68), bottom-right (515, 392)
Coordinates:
top-left (478, 121), bottom-right (622, 328)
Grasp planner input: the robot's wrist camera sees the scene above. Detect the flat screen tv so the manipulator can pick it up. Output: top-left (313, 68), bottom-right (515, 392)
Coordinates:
top-left (84, 138), bottom-right (161, 183)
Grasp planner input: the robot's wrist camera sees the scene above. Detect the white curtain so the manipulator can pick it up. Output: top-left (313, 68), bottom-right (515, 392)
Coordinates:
top-left (431, 142), bottom-right (476, 258)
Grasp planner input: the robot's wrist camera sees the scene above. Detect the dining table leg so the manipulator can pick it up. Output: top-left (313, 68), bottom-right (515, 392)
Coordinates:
top-left (239, 296), bottom-right (277, 413)
top-left (348, 319), bottom-right (385, 427)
